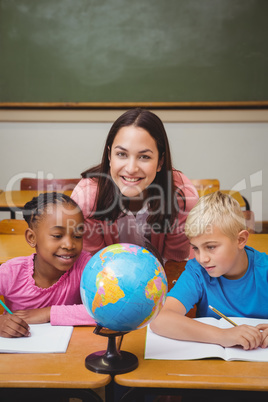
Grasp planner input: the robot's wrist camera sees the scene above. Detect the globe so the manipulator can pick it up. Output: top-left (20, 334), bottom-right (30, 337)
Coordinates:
top-left (80, 243), bottom-right (168, 332)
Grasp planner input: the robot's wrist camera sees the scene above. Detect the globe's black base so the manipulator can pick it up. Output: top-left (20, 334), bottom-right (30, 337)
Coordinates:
top-left (85, 349), bottom-right (138, 374)
top-left (85, 325), bottom-right (138, 375)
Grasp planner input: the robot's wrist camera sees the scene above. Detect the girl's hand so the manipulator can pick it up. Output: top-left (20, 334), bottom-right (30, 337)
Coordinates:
top-left (13, 307), bottom-right (51, 324)
top-left (0, 314), bottom-right (30, 338)
top-left (219, 325), bottom-right (263, 350)
top-left (256, 324), bottom-right (268, 348)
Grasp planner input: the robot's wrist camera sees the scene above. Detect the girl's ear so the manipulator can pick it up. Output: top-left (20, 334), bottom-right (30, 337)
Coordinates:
top-left (25, 228), bottom-right (37, 248)
top-left (237, 229), bottom-right (249, 249)
top-left (108, 146), bottom-right (111, 166)
top-left (157, 153), bottom-right (164, 172)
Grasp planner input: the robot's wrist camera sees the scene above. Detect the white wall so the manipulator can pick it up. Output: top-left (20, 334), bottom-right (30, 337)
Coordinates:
top-left (0, 110), bottom-right (267, 225)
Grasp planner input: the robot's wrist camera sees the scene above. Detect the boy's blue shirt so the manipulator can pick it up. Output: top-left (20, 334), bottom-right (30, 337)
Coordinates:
top-left (168, 246), bottom-right (268, 319)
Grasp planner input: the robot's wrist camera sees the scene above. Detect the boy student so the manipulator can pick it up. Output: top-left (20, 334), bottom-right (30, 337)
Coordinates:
top-left (150, 191), bottom-right (268, 350)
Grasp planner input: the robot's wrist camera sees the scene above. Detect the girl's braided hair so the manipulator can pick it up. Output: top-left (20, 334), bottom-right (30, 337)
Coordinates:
top-left (22, 192), bottom-right (81, 228)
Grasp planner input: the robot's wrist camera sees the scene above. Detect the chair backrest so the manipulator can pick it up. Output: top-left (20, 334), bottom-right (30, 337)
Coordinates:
top-left (20, 178), bottom-right (80, 192)
top-left (164, 260), bottom-right (196, 318)
top-left (0, 219), bottom-right (28, 234)
top-left (243, 210), bottom-right (255, 233)
top-left (191, 179), bottom-right (220, 196)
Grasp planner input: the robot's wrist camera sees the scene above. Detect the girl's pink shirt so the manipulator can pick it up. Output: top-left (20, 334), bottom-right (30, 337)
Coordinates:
top-left (71, 170), bottom-right (198, 261)
top-left (0, 251), bottom-right (95, 326)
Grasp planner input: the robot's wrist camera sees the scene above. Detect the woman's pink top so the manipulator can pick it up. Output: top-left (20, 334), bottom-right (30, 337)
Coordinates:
top-left (72, 170), bottom-right (199, 261)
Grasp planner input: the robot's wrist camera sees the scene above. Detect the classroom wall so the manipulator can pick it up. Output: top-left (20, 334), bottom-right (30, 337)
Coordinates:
top-left (0, 110), bottom-right (267, 227)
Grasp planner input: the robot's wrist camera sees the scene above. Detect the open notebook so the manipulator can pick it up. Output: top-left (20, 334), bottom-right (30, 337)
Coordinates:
top-left (145, 317), bottom-right (268, 362)
top-left (0, 323), bottom-right (73, 353)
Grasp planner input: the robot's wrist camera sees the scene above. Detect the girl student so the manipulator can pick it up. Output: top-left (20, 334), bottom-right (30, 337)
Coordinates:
top-left (72, 108), bottom-right (198, 263)
top-left (0, 192), bottom-right (95, 338)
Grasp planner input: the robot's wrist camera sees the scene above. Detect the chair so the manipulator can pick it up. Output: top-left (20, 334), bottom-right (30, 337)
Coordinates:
top-left (0, 219), bottom-right (28, 234)
top-left (20, 178), bottom-right (80, 192)
top-left (243, 210), bottom-right (255, 233)
top-left (164, 260), bottom-right (196, 318)
top-left (0, 219), bottom-right (27, 312)
top-left (221, 190), bottom-right (247, 209)
top-left (191, 179), bottom-right (220, 196)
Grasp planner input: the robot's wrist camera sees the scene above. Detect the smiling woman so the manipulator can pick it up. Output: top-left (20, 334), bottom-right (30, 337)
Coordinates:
top-left (71, 108), bottom-right (198, 263)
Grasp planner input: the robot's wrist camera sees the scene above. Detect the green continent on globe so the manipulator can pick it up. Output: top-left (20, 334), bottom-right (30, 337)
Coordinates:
top-left (92, 267), bottom-right (125, 313)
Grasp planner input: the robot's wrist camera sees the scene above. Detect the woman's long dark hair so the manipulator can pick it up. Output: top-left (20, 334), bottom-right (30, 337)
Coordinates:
top-left (81, 108), bottom-right (184, 232)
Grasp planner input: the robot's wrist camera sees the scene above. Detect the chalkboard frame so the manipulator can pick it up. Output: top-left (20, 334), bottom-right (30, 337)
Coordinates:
top-left (1, 101), bottom-right (268, 109)
top-left (1, 0), bottom-right (268, 109)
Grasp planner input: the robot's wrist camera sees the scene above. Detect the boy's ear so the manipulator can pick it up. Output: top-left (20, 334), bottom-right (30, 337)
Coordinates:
top-left (237, 229), bottom-right (249, 249)
top-left (25, 228), bottom-right (37, 248)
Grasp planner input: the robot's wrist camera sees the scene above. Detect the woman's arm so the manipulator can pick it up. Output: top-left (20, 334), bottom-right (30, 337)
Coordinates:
top-left (71, 179), bottom-right (107, 254)
top-left (82, 218), bottom-right (106, 254)
top-left (150, 297), bottom-right (263, 350)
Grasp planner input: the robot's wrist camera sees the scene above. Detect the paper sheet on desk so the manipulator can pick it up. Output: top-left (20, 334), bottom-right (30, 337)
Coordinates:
top-left (145, 317), bottom-right (268, 361)
top-left (0, 323), bottom-right (73, 353)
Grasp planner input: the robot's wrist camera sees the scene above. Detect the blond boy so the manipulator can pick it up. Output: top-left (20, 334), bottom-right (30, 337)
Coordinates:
top-left (151, 191), bottom-right (268, 350)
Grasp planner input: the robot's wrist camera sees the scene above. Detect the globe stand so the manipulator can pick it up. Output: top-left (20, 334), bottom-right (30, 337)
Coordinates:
top-left (85, 325), bottom-right (139, 375)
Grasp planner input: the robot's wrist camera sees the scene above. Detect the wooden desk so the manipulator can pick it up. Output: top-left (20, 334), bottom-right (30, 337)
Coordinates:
top-left (0, 190), bottom-right (72, 218)
top-left (247, 233), bottom-right (268, 253)
top-left (0, 234), bottom-right (33, 264)
top-left (115, 234), bottom-right (268, 398)
top-left (0, 326), bottom-right (111, 399)
top-left (115, 327), bottom-right (268, 394)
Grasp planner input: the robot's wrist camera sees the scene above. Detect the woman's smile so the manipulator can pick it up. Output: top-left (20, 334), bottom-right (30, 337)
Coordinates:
top-left (121, 175), bottom-right (144, 185)
top-left (122, 176), bottom-right (142, 182)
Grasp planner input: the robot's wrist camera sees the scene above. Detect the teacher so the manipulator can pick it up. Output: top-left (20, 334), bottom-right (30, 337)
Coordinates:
top-left (71, 108), bottom-right (198, 263)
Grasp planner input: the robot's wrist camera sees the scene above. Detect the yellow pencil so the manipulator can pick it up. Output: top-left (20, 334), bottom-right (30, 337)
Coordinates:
top-left (209, 305), bottom-right (238, 327)
top-left (0, 299), bottom-right (13, 315)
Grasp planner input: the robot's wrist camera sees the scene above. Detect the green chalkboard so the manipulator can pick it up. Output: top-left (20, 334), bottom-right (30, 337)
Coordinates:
top-left (0, 0), bottom-right (268, 107)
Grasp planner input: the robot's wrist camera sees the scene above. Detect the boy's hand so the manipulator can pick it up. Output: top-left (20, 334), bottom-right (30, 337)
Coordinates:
top-left (0, 314), bottom-right (30, 338)
top-left (13, 307), bottom-right (51, 324)
top-left (256, 324), bottom-right (268, 348)
top-left (220, 325), bottom-right (263, 350)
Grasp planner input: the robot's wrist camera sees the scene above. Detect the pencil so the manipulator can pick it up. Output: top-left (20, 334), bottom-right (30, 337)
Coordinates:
top-left (208, 305), bottom-right (238, 327)
top-left (0, 299), bottom-right (13, 315)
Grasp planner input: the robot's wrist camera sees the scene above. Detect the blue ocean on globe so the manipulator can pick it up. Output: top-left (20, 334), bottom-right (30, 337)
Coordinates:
top-left (80, 243), bottom-right (168, 332)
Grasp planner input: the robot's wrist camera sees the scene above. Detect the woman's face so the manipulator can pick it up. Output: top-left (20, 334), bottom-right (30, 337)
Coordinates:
top-left (109, 125), bottom-right (163, 199)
